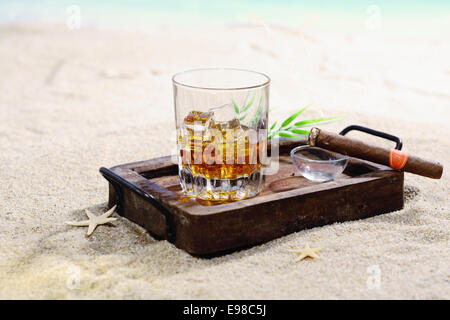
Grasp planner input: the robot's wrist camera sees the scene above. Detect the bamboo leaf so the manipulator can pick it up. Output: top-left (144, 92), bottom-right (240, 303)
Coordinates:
top-left (267, 106), bottom-right (342, 140)
top-left (290, 129), bottom-right (310, 135)
top-left (281, 106), bottom-right (308, 128)
top-left (293, 116), bottom-right (341, 128)
top-left (269, 121), bottom-right (277, 131)
top-left (256, 104), bottom-right (263, 117)
top-left (232, 100), bottom-right (240, 114)
top-left (249, 103), bottom-right (263, 126)
top-left (239, 114), bottom-right (247, 121)
top-left (277, 132), bottom-right (296, 138)
top-left (241, 94), bottom-right (256, 113)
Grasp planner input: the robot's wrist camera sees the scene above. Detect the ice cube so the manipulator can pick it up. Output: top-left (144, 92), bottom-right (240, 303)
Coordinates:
top-left (214, 118), bottom-right (241, 131)
top-left (208, 103), bottom-right (241, 130)
top-left (181, 111), bottom-right (213, 165)
top-left (182, 110), bottom-right (213, 139)
top-left (209, 103), bottom-right (235, 122)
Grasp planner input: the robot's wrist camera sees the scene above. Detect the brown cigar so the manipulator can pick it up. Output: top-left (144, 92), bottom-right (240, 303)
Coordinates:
top-left (308, 128), bottom-right (443, 179)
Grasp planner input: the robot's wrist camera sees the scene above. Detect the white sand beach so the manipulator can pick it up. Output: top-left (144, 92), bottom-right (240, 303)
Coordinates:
top-left (0, 21), bottom-right (449, 299)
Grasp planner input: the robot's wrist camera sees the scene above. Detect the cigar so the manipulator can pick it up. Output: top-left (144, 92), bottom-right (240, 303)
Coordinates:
top-left (308, 128), bottom-right (443, 179)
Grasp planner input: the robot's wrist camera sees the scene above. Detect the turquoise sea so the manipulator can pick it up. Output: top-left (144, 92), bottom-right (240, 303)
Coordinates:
top-left (1, 0), bottom-right (449, 31)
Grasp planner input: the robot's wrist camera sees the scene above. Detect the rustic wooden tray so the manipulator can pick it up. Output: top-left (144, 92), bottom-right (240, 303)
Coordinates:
top-left (100, 141), bottom-right (404, 256)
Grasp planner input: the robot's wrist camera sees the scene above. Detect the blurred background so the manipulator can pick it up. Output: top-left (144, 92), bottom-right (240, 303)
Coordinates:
top-left (1, 1), bottom-right (449, 126)
top-left (2, 0), bottom-right (450, 32)
top-left (1, 0), bottom-right (449, 164)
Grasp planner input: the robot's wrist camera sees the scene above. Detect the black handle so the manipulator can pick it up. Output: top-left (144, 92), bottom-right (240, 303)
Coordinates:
top-left (99, 167), bottom-right (175, 242)
top-left (339, 125), bottom-right (403, 150)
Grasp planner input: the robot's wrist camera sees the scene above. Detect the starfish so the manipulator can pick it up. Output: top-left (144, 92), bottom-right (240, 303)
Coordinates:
top-left (66, 205), bottom-right (117, 236)
top-left (288, 243), bottom-right (323, 261)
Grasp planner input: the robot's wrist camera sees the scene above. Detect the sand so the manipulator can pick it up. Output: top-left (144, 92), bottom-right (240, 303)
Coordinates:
top-left (0, 22), bottom-right (448, 299)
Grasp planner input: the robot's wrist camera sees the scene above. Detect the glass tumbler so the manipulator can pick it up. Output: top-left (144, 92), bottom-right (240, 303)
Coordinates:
top-left (172, 68), bottom-right (270, 201)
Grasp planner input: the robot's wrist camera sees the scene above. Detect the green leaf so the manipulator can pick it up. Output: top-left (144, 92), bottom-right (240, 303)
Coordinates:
top-left (239, 114), bottom-right (247, 121)
top-left (249, 102), bottom-right (264, 126)
top-left (232, 100), bottom-right (240, 114)
top-left (290, 129), bottom-right (310, 135)
top-left (241, 94), bottom-right (256, 113)
top-left (277, 132), bottom-right (296, 138)
top-left (256, 97), bottom-right (263, 117)
top-left (293, 116), bottom-right (341, 128)
top-left (281, 106), bottom-right (308, 128)
top-left (269, 121), bottom-right (277, 131)
top-left (267, 106), bottom-right (341, 140)
top-left (256, 104), bottom-right (263, 117)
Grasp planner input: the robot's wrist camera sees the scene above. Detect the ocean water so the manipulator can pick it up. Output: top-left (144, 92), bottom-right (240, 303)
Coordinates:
top-left (1, 0), bottom-right (449, 32)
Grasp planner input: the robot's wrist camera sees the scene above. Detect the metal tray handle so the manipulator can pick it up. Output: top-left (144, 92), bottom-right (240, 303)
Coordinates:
top-left (339, 125), bottom-right (403, 150)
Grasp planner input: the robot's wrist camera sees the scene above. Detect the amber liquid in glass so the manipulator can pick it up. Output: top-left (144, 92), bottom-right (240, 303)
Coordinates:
top-left (178, 111), bottom-right (265, 201)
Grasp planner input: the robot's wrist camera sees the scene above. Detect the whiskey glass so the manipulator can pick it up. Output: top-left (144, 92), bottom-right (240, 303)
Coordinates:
top-left (172, 68), bottom-right (270, 201)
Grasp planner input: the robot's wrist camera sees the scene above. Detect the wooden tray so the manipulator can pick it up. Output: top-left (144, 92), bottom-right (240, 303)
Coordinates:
top-left (100, 141), bottom-right (404, 256)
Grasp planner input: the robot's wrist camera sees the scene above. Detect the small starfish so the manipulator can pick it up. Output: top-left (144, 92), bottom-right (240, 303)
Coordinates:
top-left (66, 205), bottom-right (117, 236)
top-left (288, 243), bottom-right (323, 261)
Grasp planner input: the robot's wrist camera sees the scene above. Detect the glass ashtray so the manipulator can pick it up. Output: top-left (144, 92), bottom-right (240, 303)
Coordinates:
top-left (290, 146), bottom-right (349, 182)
